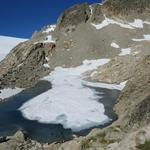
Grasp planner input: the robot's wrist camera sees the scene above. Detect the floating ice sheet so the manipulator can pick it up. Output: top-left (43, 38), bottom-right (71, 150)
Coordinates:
top-left (19, 59), bottom-right (112, 132)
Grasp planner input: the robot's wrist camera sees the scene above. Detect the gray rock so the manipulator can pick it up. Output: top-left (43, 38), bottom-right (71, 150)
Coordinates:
top-left (0, 131), bottom-right (43, 150)
top-left (56, 3), bottom-right (90, 31)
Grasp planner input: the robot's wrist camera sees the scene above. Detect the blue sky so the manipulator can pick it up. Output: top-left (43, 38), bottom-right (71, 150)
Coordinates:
top-left (0, 0), bottom-right (101, 38)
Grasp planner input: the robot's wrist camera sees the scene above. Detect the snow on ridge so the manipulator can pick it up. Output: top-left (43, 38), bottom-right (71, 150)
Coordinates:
top-left (19, 59), bottom-right (111, 132)
top-left (0, 35), bottom-right (27, 61)
top-left (91, 16), bottom-right (134, 30)
top-left (34, 35), bottom-right (56, 44)
top-left (132, 34), bottom-right (150, 42)
top-left (119, 48), bottom-right (131, 56)
top-left (111, 42), bottom-right (120, 48)
top-left (0, 88), bottom-right (23, 99)
top-left (128, 19), bottom-right (144, 28)
top-left (92, 17), bottom-right (150, 30)
top-left (41, 25), bottom-right (56, 44)
top-left (42, 25), bottom-right (56, 33)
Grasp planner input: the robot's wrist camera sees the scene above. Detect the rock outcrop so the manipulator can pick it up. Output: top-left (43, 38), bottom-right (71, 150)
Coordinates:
top-left (56, 3), bottom-right (90, 31)
top-left (0, 131), bottom-right (43, 150)
top-left (0, 41), bottom-right (55, 88)
top-left (103, 0), bottom-right (150, 20)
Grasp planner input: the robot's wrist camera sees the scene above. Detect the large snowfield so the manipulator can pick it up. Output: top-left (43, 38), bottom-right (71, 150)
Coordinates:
top-left (0, 35), bottom-right (27, 61)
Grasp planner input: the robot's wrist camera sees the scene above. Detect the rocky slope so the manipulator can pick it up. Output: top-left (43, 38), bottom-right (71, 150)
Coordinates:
top-left (1, 0), bottom-right (150, 89)
top-left (0, 0), bottom-right (150, 149)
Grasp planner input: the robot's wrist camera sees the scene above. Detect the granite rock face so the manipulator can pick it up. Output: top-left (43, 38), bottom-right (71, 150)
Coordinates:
top-left (114, 54), bottom-right (150, 130)
top-left (0, 41), bottom-right (55, 88)
top-left (56, 3), bottom-right (90, 31)
top-left (90, 4), bottom-right (104, 23)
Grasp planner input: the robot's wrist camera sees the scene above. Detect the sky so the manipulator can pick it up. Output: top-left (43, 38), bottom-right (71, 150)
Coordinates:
top-left (0, 0), bottom-right (101, 38)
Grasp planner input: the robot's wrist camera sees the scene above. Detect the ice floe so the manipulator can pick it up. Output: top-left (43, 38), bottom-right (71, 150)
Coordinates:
top-left (19, 59), bottom-right (113, 132)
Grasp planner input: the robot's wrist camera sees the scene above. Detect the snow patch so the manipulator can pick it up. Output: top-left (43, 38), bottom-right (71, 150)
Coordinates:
top-left (133, 51), bottom-right (140, 55)
top-left (144, 21), bottom-right (150, 25)
top-left (83, 81), bottom-right (127, 91)
top-left (0, 88), bottom-right (23, 99)
top-left (43, 63), bottom-right (50, 68)
top-left (91, 16), bottom-right (134, 30)
top-left (92, 17), bottom-right (150, 30)
top-left (119, 48), bottom-right (131, 56)
top-left (129, 19), bottom-right (144, 28)
top-left (17, 63), bottom-right (23, 68)
top-left (43, 35), bottom-right (56, 43)
top-left (90, 71), bottom-right (98, 78)
top-left (45, 57), bottom-right (49, 61)
top-left (19, 59), bottom-right (111, 132)
top-left (43, 25), bottom-right (56, 33)
top-left (144, 34), bottom-right (150, 40)
top-left (91, 20), bottom-right (109, 30)
top-left (111, 42), bottom-right (120, 48)
top-left (132, 38), bottom-right (145, 42)
top-left (132, 34), bottom-right (150, 42)
top-left (89, 5), bottom-right (93, 18)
